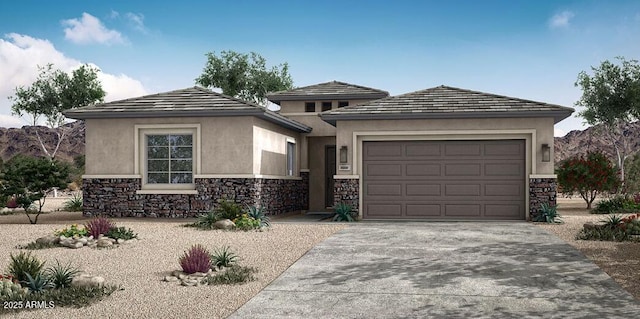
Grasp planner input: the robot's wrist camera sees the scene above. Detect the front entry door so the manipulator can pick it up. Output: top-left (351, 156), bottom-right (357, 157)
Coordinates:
top-left (325, 145), bottom-right (336, 208)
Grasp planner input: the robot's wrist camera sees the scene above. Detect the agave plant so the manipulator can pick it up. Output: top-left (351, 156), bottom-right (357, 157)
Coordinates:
top-left (333, 203), bottom-right (355, 222)
top-left (539, 203), bottom-right (562, 224)
top-left (210, 246), bottom-right (238, 269)
top-left (43, 260), bottom-right (80, 289)
top-left (23, 273), bottom-right (54, 292)
top-left (195, 211), bottom-right (219, 230)
top-left (602, 215), bottom-right (624, 228)
top-left (246, 205), bottom-right (270, 227)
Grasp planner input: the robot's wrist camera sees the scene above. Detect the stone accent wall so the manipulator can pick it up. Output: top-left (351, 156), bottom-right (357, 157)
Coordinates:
top-left (334, 178), bottom-right (359, 210)
top-left (83, 176), bottom-right (308, 218)
top-left (529, 177), bottom-right (557, 221)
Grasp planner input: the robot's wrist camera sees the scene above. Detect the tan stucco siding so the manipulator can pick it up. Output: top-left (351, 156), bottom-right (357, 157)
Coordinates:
top-left (85, 117), bottom-right (254, 175)
top-left (252, 118), bottom-right (300, 176)
top-left (335, 117), bottom-right (556, 176)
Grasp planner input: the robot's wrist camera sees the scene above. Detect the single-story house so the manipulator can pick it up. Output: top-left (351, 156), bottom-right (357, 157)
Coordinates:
top-left (64, 81), bottom-right (574, 221)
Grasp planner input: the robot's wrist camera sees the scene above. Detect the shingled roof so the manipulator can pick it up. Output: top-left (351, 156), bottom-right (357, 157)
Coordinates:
top-left (267, 81), bottom-right (389, 104)
top-left (63, 87), bottom-right (311, 133)
top-left (320, 85), bottom-right (574, 125)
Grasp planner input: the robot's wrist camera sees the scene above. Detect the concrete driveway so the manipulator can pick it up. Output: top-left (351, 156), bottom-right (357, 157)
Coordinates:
top-left (230, 223), bottom-right (640, 318)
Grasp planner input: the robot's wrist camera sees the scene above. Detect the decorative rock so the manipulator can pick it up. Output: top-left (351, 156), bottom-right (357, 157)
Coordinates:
top-left (97, 238), bottom-right (113, 248)
top-left (72, 242), bottom-right (84, 249)
top-left (583, 222), bottom-right (598, 230)
top-left (178, 274), bottom-right (186, 280)
top-left (191, 272), bottom-right (207, 277)
top-left (71, 274), bottom-right (105, 288)
top-left (36, 235), bottom-right (60, 245)
top-left (172, 270), bottom-right (185, 277)
top-left (78, 237), bottom-right (88, 245)
top-left (163, 276), bottom-right (179, 282)
top-left (117, 238), bottom-right (125, 244)
top-left (214, 219), bottom-right (235, 230)
top-left (181, 279), bottom-right (197, 286)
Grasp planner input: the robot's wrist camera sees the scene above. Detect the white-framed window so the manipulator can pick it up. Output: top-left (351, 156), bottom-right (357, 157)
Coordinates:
top-left (286, 140), bottom-right (296, 176)
top-left (136, 125), bottom-right (200, 190)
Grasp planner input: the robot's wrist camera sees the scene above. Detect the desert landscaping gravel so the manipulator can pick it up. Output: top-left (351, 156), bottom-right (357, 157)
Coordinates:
top-left (0, 212), bottom-right (346, 318)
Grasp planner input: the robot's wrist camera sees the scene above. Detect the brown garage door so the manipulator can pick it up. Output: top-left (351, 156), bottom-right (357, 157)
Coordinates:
top-left (362, 140), bottom-right (525, 220)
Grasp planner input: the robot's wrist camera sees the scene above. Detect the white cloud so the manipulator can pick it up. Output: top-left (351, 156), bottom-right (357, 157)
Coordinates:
top-left (62, 12), bottom-right (125, 45)
top-left (549, 11), bottom-right (575, 29)
top-left (109, 10), bottom-right (120, 19)
top-left (0, 33), bottom-right (148, 127)
top-left (554, 128), bottom-right (567, 137)
top-left (125, 12), bottom-right (147, 33)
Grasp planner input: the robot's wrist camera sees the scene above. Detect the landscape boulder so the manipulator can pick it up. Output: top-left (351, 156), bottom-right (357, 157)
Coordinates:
top-left (214, 219), bottom-right (235, 230)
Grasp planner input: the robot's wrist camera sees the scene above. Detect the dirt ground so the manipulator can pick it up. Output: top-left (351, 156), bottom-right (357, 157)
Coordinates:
top-left (539, 197), bottom-right (640, 301)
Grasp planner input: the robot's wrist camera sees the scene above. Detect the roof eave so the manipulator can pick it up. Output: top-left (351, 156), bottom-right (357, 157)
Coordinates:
top-left (320, 110), bottom-right (575, 126)
top-left (63, 109), bottom-right (312, 133)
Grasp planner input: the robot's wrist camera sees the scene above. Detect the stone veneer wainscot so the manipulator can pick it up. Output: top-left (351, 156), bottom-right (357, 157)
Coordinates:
top-left (529, 177), bottom-right (557, 221)
top-left (333, 178), bottom-right (359, 210)
top-left (83, 177), bottom-right (308, 218)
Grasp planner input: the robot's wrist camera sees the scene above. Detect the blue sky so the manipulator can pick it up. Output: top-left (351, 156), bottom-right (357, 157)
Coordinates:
top-left (1, 0), bottom-right (639, 136)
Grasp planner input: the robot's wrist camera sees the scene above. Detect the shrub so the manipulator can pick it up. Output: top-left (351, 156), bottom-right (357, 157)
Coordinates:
top-left (214, 200), bottom-right (243, 220)
top-left (7, 252), bottom-right (45, 284)
top-left (179, 245), bottom-right (212, 274)
top-left (63, 193), bottom-right (83, 212)
top-left (55, 224), bottom-right (88, 238)
top-left (20, 241), bottom-right (59, 250)
top-left (557, 152), bottom-right (620, 209)
top-left (534, 203), bottom-right (562, 223)
top-left (5, 197), bottom-right (18, 209)
top-left (333, 203), bottom-right (356, 222)
top-left (592, 196), bottom-right (640, 214)
top-left (203, 265), bottom-right (256, 285)
top-left (0, 285), bottom-right (120, 313)
top-left (210, 246), bottom-right (238, 269)
top-left (0, 276), bottom-right (29, 299)
top-left (85, 217), bottom-right (115, 238)
top-left (246, 205), bottom-right (270, 227)
top-left (193, 211), bottom-right (219, 230)
top-left (233, 214), bottom-right (261, 231)
top-left (105, 227), bottom-right (138, 240)
top-left (43, 260), bottom-right (80, 289)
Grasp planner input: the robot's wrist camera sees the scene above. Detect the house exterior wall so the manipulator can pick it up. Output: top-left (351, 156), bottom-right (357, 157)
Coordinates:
top-left (83, 116), bottom-right (308, 217)
top-left (85, 117), bottom-right (253, 175)
top-left (332, 117), bottom-right (557, 220)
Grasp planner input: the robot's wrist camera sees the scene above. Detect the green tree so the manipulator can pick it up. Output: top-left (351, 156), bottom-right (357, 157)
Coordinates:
top-left (575, 57), bottom-right (640, 190)
top-left (557, 152), bottom-right (620, 209)
top-left (0, 155), bottom-right (70, 224)
top-left (195, 51), bottom-right (293, 105)
top-left (9, 63), bottom-right (105, 159)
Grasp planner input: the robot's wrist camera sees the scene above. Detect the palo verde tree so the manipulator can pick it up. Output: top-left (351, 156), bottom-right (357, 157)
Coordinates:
top-left (575, 57), bottom-right (640, 190)
top-left (195, 50), bottom-right (293, 106)
top-left (0, 155), bottom-right (70, 224)
top-left (9, 63), bottom-right (106, 160)
top-left (557, 152), bottom-right (620, 209)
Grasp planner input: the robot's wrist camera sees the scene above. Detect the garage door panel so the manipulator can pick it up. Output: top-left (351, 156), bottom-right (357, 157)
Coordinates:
top-left (445, 164), bottom-right (481, 176)
top-left (367, 184), bottom-right (402, 196)
top-left (445, 204), bottom-right (481, 217)
top-left (445, 144), bottom-right (482, 156)
top-left (366, 164), bottom-right (402, 176)
top-left (406, 184), bottom-right (441, 196)
top-left (367, 204), bottom-right (402, 216)
top-left (484, 143), bottom-right (524, 157)
top-left (406, 204), bottom-right (441, 217)
top-left (445, 184), bottom-right (481, 196)
top-left (405, 144), bottom-right (441, 157)
top-left (363, 140), bottom-right (525, 220)
top-left (406, 164), bottom-right (441, 176)
top-left (485, 163), bottom-right (523, 177)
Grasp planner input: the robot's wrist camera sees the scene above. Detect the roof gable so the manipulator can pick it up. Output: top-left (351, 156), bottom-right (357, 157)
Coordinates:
top-left (320, 85), bottom-right (574, 125)
top-left (267, 80), bottom-right (389, 104)
top-left (63, 87), bottom-right (311, 133)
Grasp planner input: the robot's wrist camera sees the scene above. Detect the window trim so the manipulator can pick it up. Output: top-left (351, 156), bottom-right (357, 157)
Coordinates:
top-left (286, 138), bottom-right (296, 176)
top-left (134, 124), bottom-right (201, 190)
top-left (305, 102), bottom-right (316, 113)
top-left (338, 101), bottom-right (349, 108)
top-left (321, 101), bottom-right (332, 112)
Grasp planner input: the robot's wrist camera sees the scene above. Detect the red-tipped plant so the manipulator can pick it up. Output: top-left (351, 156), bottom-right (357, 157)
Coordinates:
top-left (179, 244), bottom-right (212, 274)
top-left (85, 217), bottom-right (115, 238)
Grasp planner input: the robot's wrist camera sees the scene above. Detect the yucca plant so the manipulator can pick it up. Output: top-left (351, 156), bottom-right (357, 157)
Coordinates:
top-left (7, 251), bottom-right (46, 284)
top-left (247, 205), bottom-right (270, 227)
top-left (63, 193), bottom-right (83, 212)
top-left (210, 246), bottom-right (238, 269)
top-left (85, 217), bottom-right (115, 238)
top-left (43, 260), bottom-right (80, 289)
top-left (23, 272), bottom-right (54, 292)
top-left (179, 244), bottom-right (212, 274)
top-left (195, 211), bottom-right (219, 229)
top-left (214, 199), bottom-right (243, 220)
top-left (602, 215), bottom-right (624, 228)
top-left (333, 203), bottom-right (355, 222)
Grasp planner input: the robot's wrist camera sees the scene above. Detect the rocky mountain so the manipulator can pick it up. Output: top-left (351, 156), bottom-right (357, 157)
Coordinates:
top-left (0, 121), bottom-right (85, 163)
top-left (555, 121), bottom-right (640, 164)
